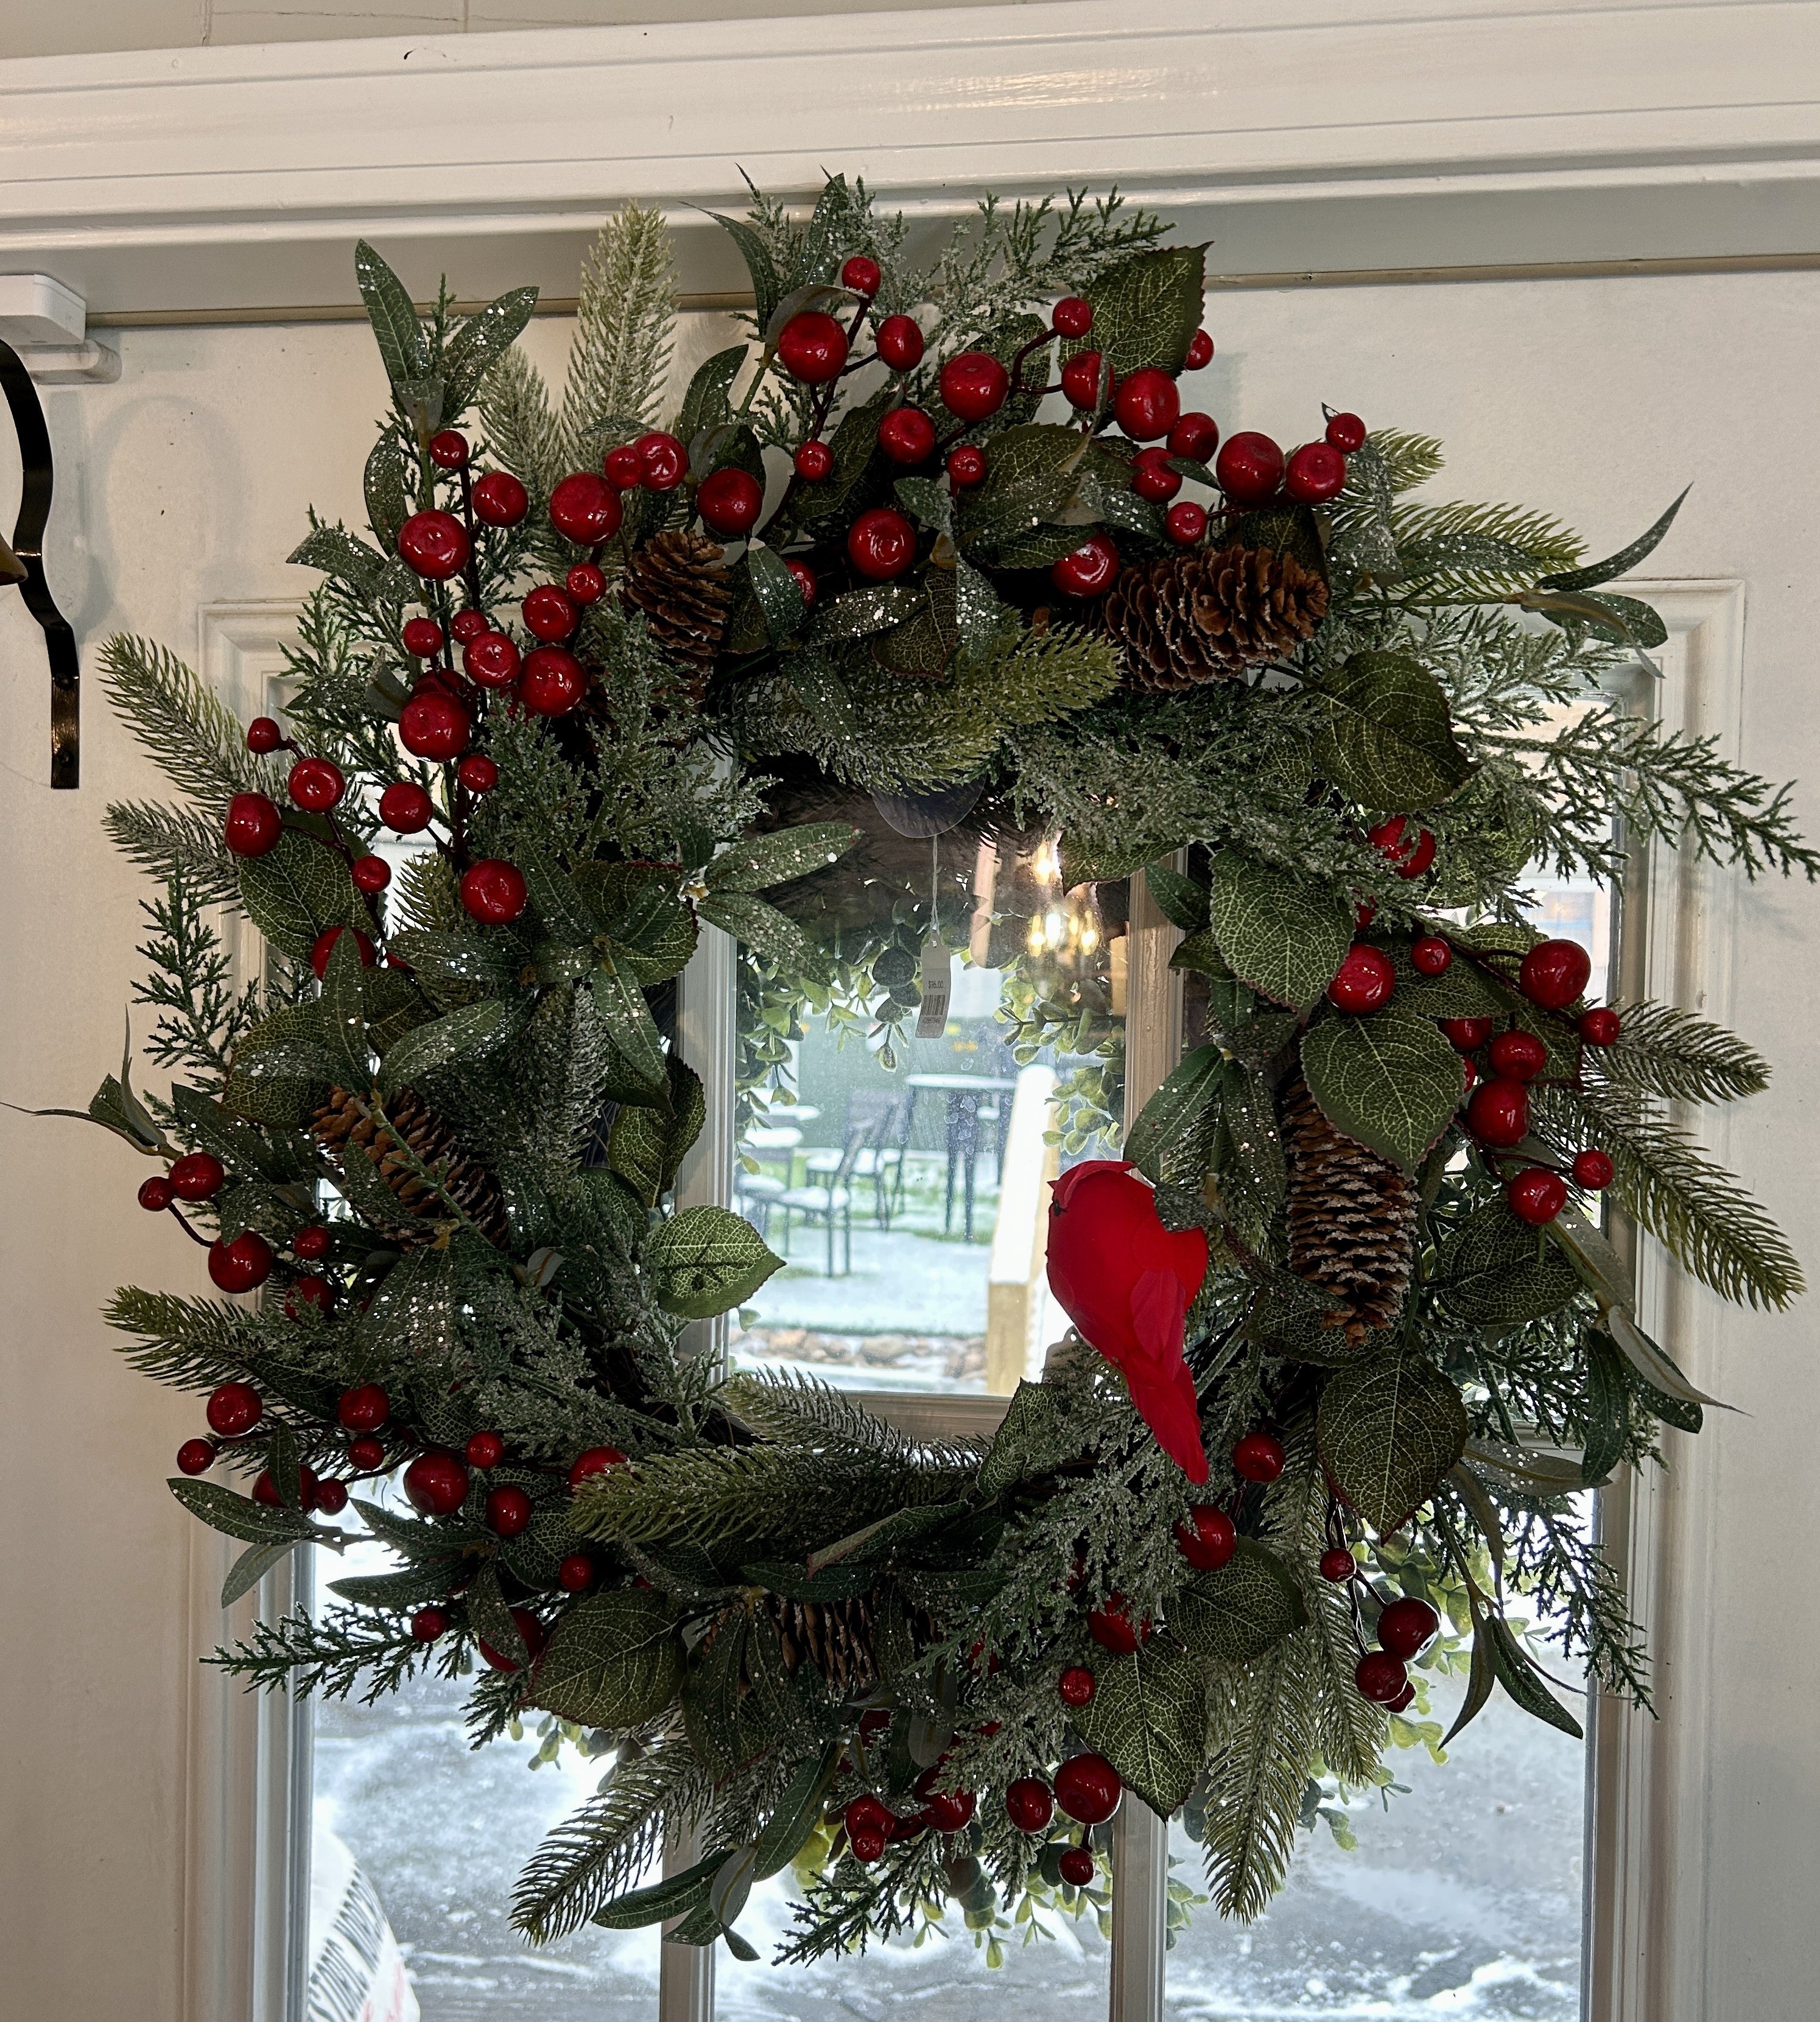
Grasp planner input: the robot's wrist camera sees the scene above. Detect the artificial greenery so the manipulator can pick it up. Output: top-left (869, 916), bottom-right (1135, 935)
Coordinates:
top-left (71, 177), bottom-right (1808, 1971)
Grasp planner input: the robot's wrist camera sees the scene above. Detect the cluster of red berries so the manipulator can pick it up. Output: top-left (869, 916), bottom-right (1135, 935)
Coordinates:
top-left (1354, 1595), bottom-right (1440, 1711)
top-left (176, 1380), bottom-right (351, 1514)
top-left (139, 1154), bottom-right (343, 1305)
top-left (841, 1748), bottom-right (1118, 1873)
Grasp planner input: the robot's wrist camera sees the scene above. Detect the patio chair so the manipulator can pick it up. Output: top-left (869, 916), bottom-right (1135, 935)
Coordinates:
top-left (776, 1119), bottom-right (869, 1276)
top-left (806, 1090), bottom-right (910, 1229)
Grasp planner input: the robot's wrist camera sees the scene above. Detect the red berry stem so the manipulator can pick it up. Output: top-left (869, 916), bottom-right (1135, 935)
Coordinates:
top-left (1007, 324), bottom-right (1059, 399)
top-left (455, 464), bottom-right (486, 613)
top-left (164, 1202), bottom-right (216, 1250)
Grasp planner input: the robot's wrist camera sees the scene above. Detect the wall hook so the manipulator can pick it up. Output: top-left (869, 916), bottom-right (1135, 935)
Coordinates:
top-left (0, 335), bottom-right (79, 787)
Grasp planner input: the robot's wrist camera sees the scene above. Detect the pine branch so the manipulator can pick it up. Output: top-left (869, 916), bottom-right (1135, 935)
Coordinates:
top-left (720, 1367), bottom-right (982, 1470)
top-left (479, 342), bottom-right (563, 504)
top-left (209, 1604), bottom-right (441, 1702)
top-left (99, 634), bottom-right (268, 808)
top-left (103, 802), bottom-right (242, 907)
top-left (1391, 498), bottom-right (1583, 594)
top-left (1595, 1002), bottom-right (1771, 1105)
top-left (1200, 1632), bottom-right (1319, 1919)
top-left (563, 202), bottom-right (677, 457)
top-left (107, 1286), bottom-right (261, 1391)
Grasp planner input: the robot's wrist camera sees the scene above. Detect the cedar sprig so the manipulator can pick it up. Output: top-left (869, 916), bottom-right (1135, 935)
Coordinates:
top-left (132, 876), bottom-right (262, 1090)
top-left (209, 1603), bottom-right (452, 1702)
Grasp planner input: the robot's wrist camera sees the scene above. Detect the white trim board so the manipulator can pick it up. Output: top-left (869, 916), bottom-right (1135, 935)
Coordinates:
top-left (4, 2), bottom-right (1820, 316)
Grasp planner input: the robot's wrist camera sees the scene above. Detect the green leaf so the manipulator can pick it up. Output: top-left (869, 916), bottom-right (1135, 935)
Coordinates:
top-left (752, 1741), bottom-right (841, 1878)
top-left (1579, 1329), bottom-right (1631, 1486)
top-left (1316, 1341), bottom-right (1469, 1532)
top-left (678, 344), bottom-right (747, 449)
top-left (1299, 1010), bottom-right (1463, 1170)
top-left (1486, 1615), bottom-right (1583, 1739)
top-left (788, 385), bottom-right (894, 532)
top-left (237, 829), bottom-right (366, 962)
top-left (745, 543), bottom-right (811, 644)
top-left (1390, 945), bottom-right (1519, 1021)
top-left (1539, 488), bottom-right (1688, 593)
top-left (804, 578), bottom-right (922, 643)
top-left (1208, 851), bottom-right (1352, 1013)
top-left (1547, 1204), bottom-right (1632, 1309)
top-left (1519, 586), bottom-right (1667, 650)
top-left (354, 239), bottom-right (429, 392)
top-left (608, 1061), bottom-right (703, 1209)
top-left (1604, 1308), bottom-right (1726, 1412)
top-left (533, 1587), bottom-right (686, 1728)
top-left (1077, 1639), bottom-right (1209, 1815)
top-left (170, 1478), bottom-right (316, 1547)
top-left (1144, 861), bottom-right (1210, 933)
top-left (364, 434), bottom-right (409, 553)
top-left (977, 1381), bottom-right (1091, 1499)
top-left (592, 1853), bottom-right (720, 1930)
top-left (320, 930), bottom-right (371, 1087)
top-left (590, 955), bottom-right (668, 1098)
top-left (467, 1561), bottom-right (528, 1669)
top-left (442, 286), bottom-right (539, 418)
top-left (377, 997), bottom-right (522, 1095)
top-left (220, 1002), bottom-right (338, 1126)
top-left (708, 823), bottom-right (857, 897)
top-left (1076, 246), bottom-right (1206, 377)
top-left (644, 1206), bottom-right (782, 1319)
top-left (1431, 1203), bottom-right (1584, 1326)
top-left (697, 891), bottom-right (813, 971)
top-left (221, 1540), bottom-right (298, 1608)
top-left (1442, 1603), bottom-right (1498, 1745)
top-left (1169, 1538), bottom-right (1307, 1662)
top-left (1311, 652), bottom-right (1472, 811)
top-left (710, 212), bottom-right (782, 333)
top-left (1125, 1045), bottom-right (1223, 1181)
top-left (804, 1501), bottom-right (969, 1576)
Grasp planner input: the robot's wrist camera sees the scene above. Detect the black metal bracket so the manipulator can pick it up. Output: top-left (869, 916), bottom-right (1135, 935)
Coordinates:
top-left (0, 334), bottom-right (79, 787)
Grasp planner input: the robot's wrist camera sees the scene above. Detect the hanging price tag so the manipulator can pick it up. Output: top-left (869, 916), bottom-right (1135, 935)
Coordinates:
top-left (916, 940), bottom-right (952, 1037)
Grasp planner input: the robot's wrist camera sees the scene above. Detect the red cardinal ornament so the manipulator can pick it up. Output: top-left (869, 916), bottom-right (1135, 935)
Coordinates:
top-left (1045, 1160), bottom-right (1210, 1482)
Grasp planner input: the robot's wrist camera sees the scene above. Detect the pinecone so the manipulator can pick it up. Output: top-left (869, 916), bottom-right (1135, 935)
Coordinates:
top-left (1280, 1075), bottom-right (1416, 1343)
top-left (764, 1592), bottom-right (878, 1699)
top-left (619, 529), bottom-right (733, 689)
top-left (311, 1086), bottom-right (508, 1247)
top-left (1103, 544), bottom-right (1329, 690)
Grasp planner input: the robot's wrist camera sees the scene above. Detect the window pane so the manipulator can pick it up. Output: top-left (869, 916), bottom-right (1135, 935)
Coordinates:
top-left (733, 814), bottom-right (1125, 1395)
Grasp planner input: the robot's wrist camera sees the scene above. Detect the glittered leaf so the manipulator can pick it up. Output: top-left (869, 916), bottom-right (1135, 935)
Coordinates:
top-left (1486, 1615), bottom-right (1583, 1739)
top-left (1209, 851), bottom-right (1352, 1013)
top-left (697, 891), bottom-right (812, 971)
top-left (1169, 1538), bottom-right (1306, 1663)
top-left (645, 1206), bottom-right (782, 1318)
top-left (1125, 1044), bottom-right (1223, 1181)
top-left (354, 239), bottom-right (430, 392)
top-left (1539, 489), bottom-right (1688, 593)
top-left (377, 997), bottom-right (522, 1096)
top-left (1075, 246), bottom-right (1206, 377)
top-left (1299, 1010), bottom-right (1463, 1170)
top-left (1317, 1341), bottom-right (1469, 1532)
top-left (1432, 1203), bottom-right (1583, 1326)
top-left (170, 1478), bottom-right (316, 1547)
top-left (745, 542), bottom-right (812, 644)
top-left (533, 1587), bottom-right (686, 1729)
top-left (1311, 652), bottom-right (1471, 811)
top-left (237, 829), bottom-right (367, 962)
top-left (442, 286), bottom-right (539, 418)
top-left (364, 434), bottom-right (409, 553)
top-left (1077, 1638), bottom-right (1209, 1816)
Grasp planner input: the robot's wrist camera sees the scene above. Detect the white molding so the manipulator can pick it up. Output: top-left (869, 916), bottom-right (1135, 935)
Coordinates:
top-left (4, 3), bottom-right (1820, 315)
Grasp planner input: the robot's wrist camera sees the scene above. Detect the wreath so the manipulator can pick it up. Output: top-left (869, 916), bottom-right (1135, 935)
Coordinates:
top-left (69, 177), bottom-right (1810, 1965)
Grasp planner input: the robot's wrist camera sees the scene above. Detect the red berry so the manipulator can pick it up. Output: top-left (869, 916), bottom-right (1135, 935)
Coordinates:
top-left (1005, 1778), bottom-right (1055, 1832)
top-left (347, 1435), bottom-right (387, 1470)
top-left (457, 754), bottom-right (498, 795)
top-left (1130, 446), bottom-right (1181, 503)
top-left (177, 1438), bottom-right (216, 1476)
top-left (1366, 815), bottom-right (1435, 878)
top-left (1467, 1076), bottom-right (1530, 1148)
top-left (1214, 431), bottom-right (1285, 505)
top-left (445, 608), bottom-right (485, 647)
top-left (398, 509), bottom-right (470, 580)
top-left (485, 1484), bottom-right (534, 1537)
top-left (1461, 1058), bottom-right (1477, 1095)
top-left (1053, 1752), bottom-right (1122, 1825)
top-left (208, 1232), bottom-right (273, 1293)
top-left (519, 646), bottom-right (588, 716)
top-left (877, 406), bottom-right (937, 465)
top-left (785, 560), bottom-right (817, 605)
top-left (1508, 1165), bottom-right (1569, 1226)
top-left (402, 617), bottom-right (444, 658)
top-left (1184, 329), bottom-right (1215, 371)
top-left (522, 584), bottom-right (579, 641)
top-left (1232, 1431), bottom-right (1287, 1484)
top-left (284, 1275), bottom-right (334, 1321)
top-left (914, 1772), bottom-right (976, 1835)
top-left (946, 444), bottom-right (987, 489)
top-left (568, 1445), bottom-right (628, 1489)
top-left (253, 1464), bottom-right (318, 1510)
top-left (379, 781), bottom-right (434, 834)
top-left (1327, 944), bottom-right (1395, 1013)
top-left (1114, 367), bottom-right (1181, 443)
top-left (1386, 1680), bottom-right (1416, 1713)
top-left (1442, 1016), bottom-right (1493, 1052)
top-left (874, 315), bottom-right (924, 371)
top-left (465, 1430), bottom-right (505, 1468)
top-left (1167, 412), bottom-right (1219, 463)
top-left (429, 429), bottom-right (469, 469)
top-left (1285, 441), bottom-right (1348, 503)
top-left (557, 1553), bottom-right (596, 1592)
top-left (1578, 1007), bottom-right (1621, 1047)
top-left (1519, 938), bottom-right (1592, 1011)
top-left (1058, 1665), bottom-right (1097, 1708)
top-left (793, 440), bottom-right (834, 482)
top-left (1326, 412), bottom-right (1367, 454)
top-left (939, 351), bottom-right (1011, 423)
top-left (848, 1824), bottom-right (887, 1864)
top-left (847, 507), bottom-right (917, 581)
top-left (1060, 350), bottom-right (1109, 409)
top-left (840, 254), bottom-right (881, 298)
top-left (286, 755), bottom-right (345, 813)
top-left (1377, 1595), bottom-right (1440, 1659)
top-left (549, 471), bottom-right (624, 544)
top-left (351, 854), bottom-right (392, 894)
top-left (411, 1607), bottom-right (448, 1643)
top-left (1488, 1030), bottom-right (1549, 1082)
top-left (1165, 501), bottom-right (1207, 546)
top-left (603, 443), bottom-right (644, 490)
top-left (1051, 533), bottom-right (1119, 600)
top-left (634, 432), bottom-right (688, 492)
top-left (1410, 935), bottom-right (1452, 976)
top-left (1574, 1148), bottom-right (1615, 1190)
top-left (309, 925), bottom-right (374, 980)
top-left (1059, 1847), bottom-right (1097, 1887)
top-left (460, 859), bottom-right (528, 925)
top-left (1173, 1504), bottom-right (1237, 1571)
top-left (560, 564), bottom-right (604, 609)
top-left (472, 470), bottom-right (529, 527)
top-left (480, 1606), bottom-right (548, 1673)
top-left (246, 715), bottom-right (283, 753)
top-left (698, 466), bottom-right (765, 535)
top-left (1052, 295), bottom-right (1093, 337)
top-left (1356, 1650), bottom-right (1408, 1702)
top-left (399, 689), bottom-right (470, 762)
top-left (170, 1151), bottom-right (226, 1202)
top-left (314, 1478), bottom-right (349, 1515)
top-left (224, 792), bottom-right (284, 857)
top-left (463, 631), bottom-right (521, 687)
top-left (338, 1384), bottom-right (389, 1433)
top-left (845, 1794), bottom-right (893, 1843)
top-left (1087, 1596), bottom-right (1145, 1654)
top-left (1319, 1547), bottom-right (1356, 1582)
top-left (776, 311), bottom-right (849, 384)
top-left (404, 1450), bottom-right (469, 1517)
top-left (207, 1381), bottom-right (263, 1437)
top-left (138, 1175), bottom-right (174, 1212)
